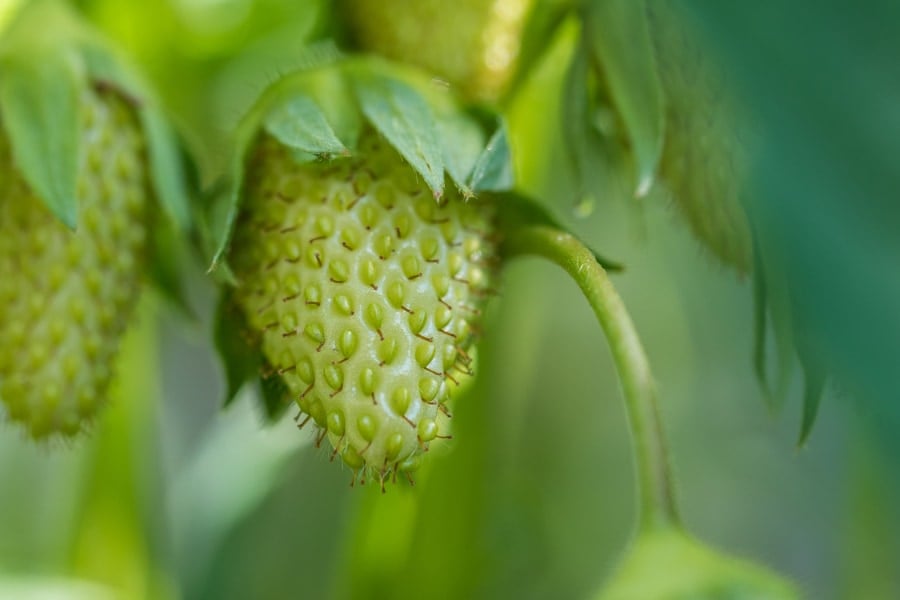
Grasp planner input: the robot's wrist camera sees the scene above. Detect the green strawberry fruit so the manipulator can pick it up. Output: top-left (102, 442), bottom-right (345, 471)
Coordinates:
top-left (0, 85), bottom-right (149, 437)
top-left (228, 129), bottom-right (497, 484)
top-left (340, 0), bottom-right (533, 103)
top-left (649, 1), bottom-right (753, 273)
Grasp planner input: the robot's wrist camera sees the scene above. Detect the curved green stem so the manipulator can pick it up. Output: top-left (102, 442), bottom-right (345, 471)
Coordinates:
top-left (503, 225), bottom-right (679, 530)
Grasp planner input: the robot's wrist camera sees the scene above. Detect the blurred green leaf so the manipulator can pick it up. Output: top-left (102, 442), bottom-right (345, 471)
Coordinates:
top-left (561, 38), bottom-right (609, 211)
top-left (0, 50), bottom-right (81, 228)
top-left (597, 528), bottom-right (798, 599)
top-left (585, 0), bottom-right (662, 198)
top-left (139, 105), bottom-right (193, 228)
top-left (680, 0), bottom-right (900, 446)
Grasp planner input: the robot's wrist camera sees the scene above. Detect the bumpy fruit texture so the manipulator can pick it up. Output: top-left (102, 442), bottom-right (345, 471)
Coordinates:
top-left (229, 130), bottom-right (497, 482)
top-left (650, 2), bottom-right (753, 273)
top-left (0, 87), bottom-right (149, 437)
top-left (341, 0), bottom-right (531, 102)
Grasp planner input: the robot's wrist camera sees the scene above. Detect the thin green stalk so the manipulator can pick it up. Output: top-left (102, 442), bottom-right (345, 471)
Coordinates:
top-left (503, 225), bottom-right (679, 530)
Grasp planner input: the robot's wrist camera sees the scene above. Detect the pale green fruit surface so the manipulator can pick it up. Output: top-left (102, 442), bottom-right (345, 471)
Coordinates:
top-left (341, 0), bottom-right (532, 102)
top-left (229, 130), bottom-right (497, 483)
top-left (0, 87), bottom-right (149, 437)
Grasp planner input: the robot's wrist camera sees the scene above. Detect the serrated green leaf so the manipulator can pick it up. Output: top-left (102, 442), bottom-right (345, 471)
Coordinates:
top-left (214, 294), bottom-right (263, 406)
top-left (264, 94), bottom-right (347, 157)
top-left (562, 42), bottom-right (610, 210)
top-left (467, 121), bottom-right (514, 193)
top-left (0, 51), bottom-right (81, 227)
top-left (681, 0), bottom-right (900, 446)
top-left (754, 225), bottom-right (797, 412)
top-left (751, 235), bottom-right (770, 401)
top-left (436, 111), bottom-right (485, 197)
top-left (798, 362), bottom-right (826, 447)
top-left (354, 73), bottom-right (445, 197)
top-left (303, 67), bottom-right (362, 151)
top-left (585, 0), bottom-right (663, 197)
top-left (203, 177), bottom-right (237, 276)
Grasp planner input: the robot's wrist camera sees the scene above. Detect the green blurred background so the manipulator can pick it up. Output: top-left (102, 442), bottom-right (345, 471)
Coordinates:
top-left (1, 1), bottom-right (899, 598)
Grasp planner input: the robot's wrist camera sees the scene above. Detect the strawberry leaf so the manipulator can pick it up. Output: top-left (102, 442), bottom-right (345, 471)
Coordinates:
top-left (682, 0), bottom-right (900, 445)
top-left (207, 58), bottom-right (514, 274)
top-left (207, 66), bottom-right (361, 272)
top-left (141, 108), bottom-right (193, 229)
top-left (585, 0), bottom-right (663, 198)
top-left (354, 72), bottom-right (445, 197)
top-left (0, 51), bottom-right (81, 228)
top-left (467, 122), bottom-right (514, 193)
top-left (562, 41), bottom-right (612, 212)
top-left (798, 360), bottom-right (826, 446)
top-left (264, 94), bottom-right (347, 158)
top-left (436, 110), bottom-right (486, 197)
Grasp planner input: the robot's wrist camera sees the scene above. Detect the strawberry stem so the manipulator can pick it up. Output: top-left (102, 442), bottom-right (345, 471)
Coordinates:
top-left (502, 224), bottom-right (680, 531)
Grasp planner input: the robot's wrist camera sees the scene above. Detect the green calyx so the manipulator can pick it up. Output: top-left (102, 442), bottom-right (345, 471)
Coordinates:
top-left (204, 56), bottom-right (514, 275)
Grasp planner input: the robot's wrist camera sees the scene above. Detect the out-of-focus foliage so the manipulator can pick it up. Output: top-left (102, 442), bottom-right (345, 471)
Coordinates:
top-left (597, 528), bottom-right (797, 600)
top-left (679, 0), bottom-right (900, 451)
top-left (646, 0), bottom-right (753, 273)
top-left (74, 0), bottom-right (334, 178)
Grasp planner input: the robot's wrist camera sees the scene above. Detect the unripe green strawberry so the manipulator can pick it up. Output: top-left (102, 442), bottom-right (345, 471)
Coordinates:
top-left (228, 129), bottom-right (497, 483)
top-left (340, 0), bottom-right (533, 102)
top-left (0, 86), bottom-right (149, 438)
